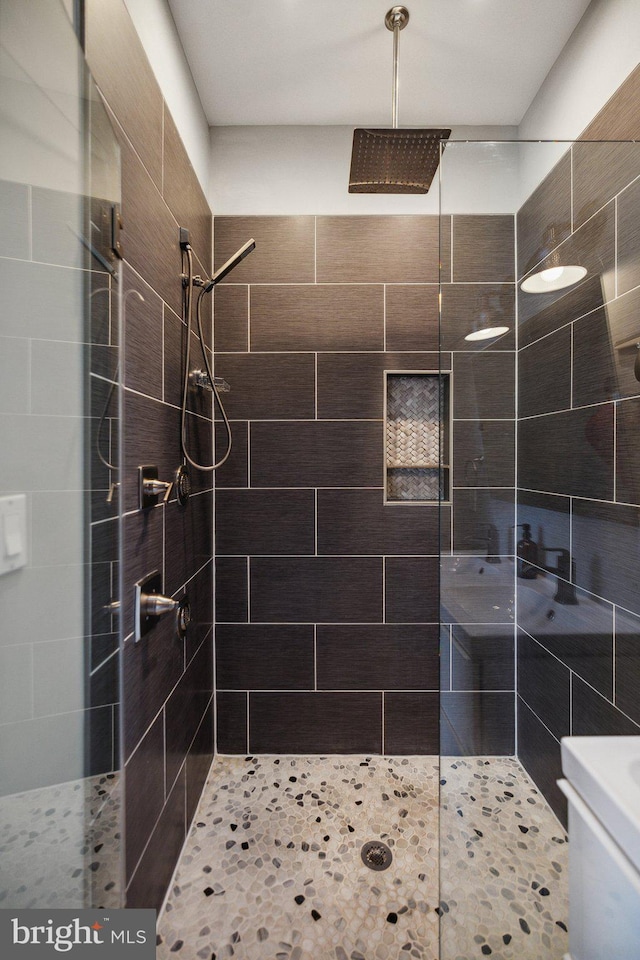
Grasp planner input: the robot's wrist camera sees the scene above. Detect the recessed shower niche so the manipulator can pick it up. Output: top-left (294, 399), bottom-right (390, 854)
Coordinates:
top-left (385, 372), bottom-right (450, 503)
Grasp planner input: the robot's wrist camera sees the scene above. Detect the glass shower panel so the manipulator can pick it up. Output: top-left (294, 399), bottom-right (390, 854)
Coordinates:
top-left (438, 137), bottom-right (640, 958)
top-left (0, 0), bottom-right (122, 908)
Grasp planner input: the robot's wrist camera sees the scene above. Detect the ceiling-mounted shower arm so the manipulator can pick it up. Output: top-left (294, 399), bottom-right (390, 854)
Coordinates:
top-left (385, 5), bottom-right (409, 129)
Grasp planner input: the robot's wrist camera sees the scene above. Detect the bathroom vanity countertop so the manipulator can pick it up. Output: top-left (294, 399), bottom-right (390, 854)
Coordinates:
top-left (561, 736), bottom-right (640, 873)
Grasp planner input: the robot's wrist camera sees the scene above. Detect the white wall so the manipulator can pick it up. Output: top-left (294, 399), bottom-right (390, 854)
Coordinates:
top-left (123, 0), bottom-right (210, 192)
top-left (207, 0), bottom-right (640, 217)
top-left (209, 125), bottom-right (519, 216)
top-left (517, 0), bottom-right (640, 200)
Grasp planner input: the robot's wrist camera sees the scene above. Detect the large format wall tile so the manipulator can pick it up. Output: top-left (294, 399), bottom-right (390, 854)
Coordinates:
top-left (316, 625), bottom-right (440, 691)
top-left (452, 420), bottom-right (515, 488)
top-left (213, 352), bottom-right (316, 420)
top-left (385, 557), bottom-right (439, 623)
top-left (385, 285), bottom-right (439, 351)
top-left (571, 675), bottom-right (640, 736)
top-left (452, 352), bottom-right (515, 419)
top-left (250, 285), bottom-right (384, 352)
top-left (250, 421), bottom-right (383, 487)
top-left (618, 176), bottom-right (640, 297)
top-left (517, 632), bottom-right (571, 740)
top-left (216, 489), bottom-right (315, 556)
top-left (440, 691), bottom-right (514, 755)
top-left (518, 406), bottom-right (614, 500)
top-left (214, 217), bottom-right (315, 283)
top-left (440, 284), bottom-right (516, 351)
top-left (316, 216), bottom-right (440, 283)
top-left (216, 625), bottom-right (315, 690)
top-left (384, 693), bottom-right (440, 754)
top-left (452, 215), bottom-right (515, 283)
top-left (517, 697), bottom-right (566, 826)
top-left (251, 557), bottom-right (383, 623)
top-left (517, 152), bottom-right (572, 279)
top-left (249, 692), bottom-right (383, 753)
top-left (162, 108), bottom-right (211, 269)
top-left (572, 500), bottom-right (640, 616)
top-left (317, 489), bottom-right (439, 556)
top-left (518, 328), bottom-right (571, 418)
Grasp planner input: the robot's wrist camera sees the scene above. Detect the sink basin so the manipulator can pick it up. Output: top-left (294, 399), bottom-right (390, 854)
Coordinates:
top-left (561, 736), bottom-right (640, 873)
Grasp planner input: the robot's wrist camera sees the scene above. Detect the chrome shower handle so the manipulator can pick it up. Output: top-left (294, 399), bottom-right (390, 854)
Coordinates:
top-left (142, 477), bottom-right (173, 503)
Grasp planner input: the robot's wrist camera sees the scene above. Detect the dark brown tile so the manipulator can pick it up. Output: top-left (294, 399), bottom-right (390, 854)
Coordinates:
top-left (518, 407), bottom-right (614, 500)
top-left (518, 631), bottom-right (572, 740)
top-left (317, 352), bottom-right (441, 420)
top-left (451, 624), bottom-right (514, 691)
top-left (518, 327), bottom-right (571, 417)
top-left (122, 392), bottom-right (182, 513)
top-left (317, 489), bottom-right (439, 555)
top-left (216, 624), bottom-right (314, 690)
top-left (213, 285), bottom-right (248, 352)
top-left (452, 215), bottom-right (514, 283)
top-left (186, 703), bottom-right (214, 824)
top-left (122, 265), bottom-right (163, 398)
top-left (216, 489), bottom-right (315, 556)
top-left (517, 491), bottom-right (571, 559)
top-left (572, 499), bottom-right (640, 616)
top-left (317, 624), bottom-right (439, 691)
top-left (183, 562), bottom-right (213, 665)
top-left (573, 141), bottom-right (640, 230)
top-left (385, 285), bottom-right (439, 351)
top-left (165, 639), bottom-right (213, 792)
top-left (122, 507), bottom-right (163, 639)
top-left (214, 420), bottom-right (248, 488)
top-left (214, 217), bottom-right (315, 283)
top-left (125, 766), bottom-right (186, 910)
top-left (440, 692), bottom-right (514, 755)
top-left (572, 306), bottom-right (620, 408)
top-left (165, 492), bottom-right (213, 595)
top-left (249, 692), bottom-right (382, 753)
top-left (618, 176), bottom-right (640, 297)
top-left (580, 64), bottom-right (640, 141)
top-left (250, 421), bottom-right (383, 488)
top-left (452, 489), bottom-right (515, 556)
top-left (517, 152), bottom-right (571, 279)
top-left (85, 0), bottom-right (163, 189)
top-left (572, 675), bottom-right (640, 736)
top-left (519, 582), bottom-right (613, 698)
top-left (118, 135), bottom-right (183, 316)
top-left (441, 284), bottom-right (516, 351)
top-left (615, 608), bottom-right (640, 727)
top-left (213, 353), bottom-right (316, 420)
top-left (518, 273), bottom-right (604, 350)
top-left (250, 557), bottom-right (383, 623)
top-left (215, 557), bottom-right (248, 623)
top-left (618, 397), bottom-right (640, 505)
top-left (385, 557), bottom-right (439, 623)
top-left (162, 107), bottom-right (211, 269)
top-left (124, 713), bottom-right (164, 883)
top-left (518, 697), bottom-right (566, 826)
top-left (316, 216), bottom-right (440, 283)
top-left (216, 692), bottom-right (247, 753)
top-left (384, 693), bottom-right (439, 753)
top-left (453, 352), bottom-right (515, 419)
top-left (163, 310), bottom-right (192, 409)
top-left (519, 204), bottom-right (615, 338)
top-left (250, 285), bottom-right (384, 352)
top-left (453, 421), bottom-right (515, 488)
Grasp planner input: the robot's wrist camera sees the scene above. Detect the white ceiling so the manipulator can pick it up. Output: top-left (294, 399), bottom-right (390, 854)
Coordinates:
top-left (167, 0), bottom-right (593, 128)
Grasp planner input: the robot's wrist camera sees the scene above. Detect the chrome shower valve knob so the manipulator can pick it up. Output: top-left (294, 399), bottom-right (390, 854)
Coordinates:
top-left (138, 465), bottom-right (173, 509)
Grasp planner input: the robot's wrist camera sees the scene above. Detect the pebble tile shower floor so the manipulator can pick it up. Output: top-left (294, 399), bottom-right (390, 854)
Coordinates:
top-left (156, 756), bottom-right (568, 960)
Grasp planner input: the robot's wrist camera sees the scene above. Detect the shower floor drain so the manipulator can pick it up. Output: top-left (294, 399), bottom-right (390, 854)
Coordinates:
top-left (360, 840), bottom-right (393, 871)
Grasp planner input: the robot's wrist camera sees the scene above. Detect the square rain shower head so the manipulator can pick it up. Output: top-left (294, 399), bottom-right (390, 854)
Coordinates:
top-left (348, 127), bottom-right (451, 194)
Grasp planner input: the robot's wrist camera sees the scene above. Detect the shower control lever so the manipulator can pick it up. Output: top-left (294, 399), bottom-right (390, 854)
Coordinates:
top-left (138, 465), bottom-right (173, 509)
top-left (135, 570), bottom-right (179, 642)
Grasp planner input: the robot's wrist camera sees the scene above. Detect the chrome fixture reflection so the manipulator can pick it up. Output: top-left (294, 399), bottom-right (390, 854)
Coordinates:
top-left (520, 225), bottom-right (587, 294)
top-left (180, 230), bottom-right (255, 471)
top-left (349, 6), bottom-right (450, 194)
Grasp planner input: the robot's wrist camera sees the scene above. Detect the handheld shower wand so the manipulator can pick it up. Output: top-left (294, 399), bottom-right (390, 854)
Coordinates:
top-left (180, 236), bottom-right (255, 472)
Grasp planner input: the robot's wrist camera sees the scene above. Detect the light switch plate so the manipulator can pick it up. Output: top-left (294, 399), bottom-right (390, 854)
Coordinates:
top-left (0, 494), bottom-right (27, 575)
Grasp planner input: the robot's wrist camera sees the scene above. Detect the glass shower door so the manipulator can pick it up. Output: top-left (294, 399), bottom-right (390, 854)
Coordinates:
top-left (0, 0), bottom-right (123, 908)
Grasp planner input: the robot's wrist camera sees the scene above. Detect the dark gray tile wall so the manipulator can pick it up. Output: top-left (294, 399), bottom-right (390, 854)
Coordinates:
top-left (84, 0), bottom-right (214, 911)
top-left (516, 130), bottom-right (640, 824)
top-left (214, 213), bottom-right (516, 756)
